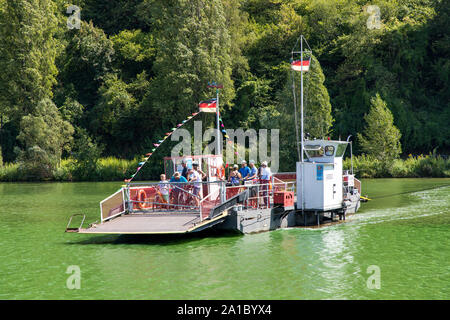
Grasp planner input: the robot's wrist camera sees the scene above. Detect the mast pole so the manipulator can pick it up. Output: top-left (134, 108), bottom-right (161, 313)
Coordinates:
top-left (216, 88), bottom-right (220, 155)
top-left (300, 36), bottom-right (305, 212)
top-left (292, 69), bottom-right (301, 161)
top-left (300, 36), bottom-right (304, 163)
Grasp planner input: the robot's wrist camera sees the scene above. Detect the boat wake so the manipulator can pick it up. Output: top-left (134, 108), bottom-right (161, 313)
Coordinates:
top-left (347, 186), bottom-right (450, 227)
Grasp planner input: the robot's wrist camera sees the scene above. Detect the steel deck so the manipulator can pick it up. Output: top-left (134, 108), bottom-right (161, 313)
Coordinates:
top-left (77, 212), bottom-right (227, 234)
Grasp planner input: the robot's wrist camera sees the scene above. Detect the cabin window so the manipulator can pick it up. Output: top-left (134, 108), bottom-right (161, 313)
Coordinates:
top-left (324, 145), bottom-right (335, 156)
top-left (335, 144), bottom-right (348, 157)
top-left (305, 145), bottom-right (323, 157)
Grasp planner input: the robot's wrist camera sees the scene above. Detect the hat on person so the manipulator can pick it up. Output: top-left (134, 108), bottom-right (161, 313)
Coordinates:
top-left (233, 164), bottom-right (239, 169)
top-left (249, 160), bottom-right (255, 164)
top-left (174, 171), bottom-right (180, 177)
top-left (241, 160), bottom-right (247, 164)
top-left (262, 161), bottom-right (268, 166)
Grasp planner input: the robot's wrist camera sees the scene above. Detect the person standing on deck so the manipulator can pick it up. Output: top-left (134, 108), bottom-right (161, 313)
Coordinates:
top-left (181, 160), bottom-right (189, 179)
top-left (228, 165), bottom-right (242, 186)
top-left (247, 160), bottom-right (259, 207)
top-left (170, 172), bottom-right (187, 208)
top-left (259, 161), bottom-right (272, 207)
top-left (158, 174), bottom-right (170, 207)
top-left (189, 162), bottom-right (206, 207)
top-left (239, 160), bottom-right (251, 184)
top-left (247, 160), bottom-right (258, 183)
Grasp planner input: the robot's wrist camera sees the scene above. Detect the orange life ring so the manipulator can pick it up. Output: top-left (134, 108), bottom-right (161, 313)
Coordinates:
top-left (218, 165), bottom-right (225, 180)
top-left (138, 189), bottom-right (147, 209)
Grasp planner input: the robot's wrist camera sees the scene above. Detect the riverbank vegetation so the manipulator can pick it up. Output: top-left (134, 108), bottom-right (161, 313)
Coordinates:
top-left (0, 154), bottom-right (448, 182)
top-left (0, 0), bottom-right (448, 181)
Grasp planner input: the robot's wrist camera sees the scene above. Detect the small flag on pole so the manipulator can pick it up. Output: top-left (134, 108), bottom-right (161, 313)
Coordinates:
top-left (291, 59), bottom-right (310, 72)
top-left (199, 99), bottom-right (217, 113)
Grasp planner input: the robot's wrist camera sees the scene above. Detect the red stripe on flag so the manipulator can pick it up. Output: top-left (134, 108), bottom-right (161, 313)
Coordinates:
top-left (291, 59), bottom-right (310, 71)
top-left (199, 99), bottom-right (217, 112)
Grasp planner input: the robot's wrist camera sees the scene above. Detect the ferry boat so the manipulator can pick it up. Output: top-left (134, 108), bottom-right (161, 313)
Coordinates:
top-left (66, 35), bottom-right (364, 235)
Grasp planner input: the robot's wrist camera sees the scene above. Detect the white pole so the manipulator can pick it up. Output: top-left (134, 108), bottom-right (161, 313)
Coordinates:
top-left (216, 89), bottom-right (220, 156)
top-left (300, 36), bottom-right (304, 163)
top-left (300, 36), bottom-right (305, 211)
top-left (292, 70), bottom-right (301, 161)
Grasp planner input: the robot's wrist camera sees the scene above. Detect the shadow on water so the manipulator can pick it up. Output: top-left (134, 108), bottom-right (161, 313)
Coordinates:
top-left (65, 229), bottom-right (242, 246)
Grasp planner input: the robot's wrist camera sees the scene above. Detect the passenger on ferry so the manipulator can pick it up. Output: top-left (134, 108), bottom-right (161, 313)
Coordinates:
top-left (158, 174), bottom-right (170, 205)
top-left (259, 161), bottom-right (272, 207)
top-left (259, 161), bottom-right (272, 180)
top-left (170, 171), bottom-right (188, 183)
top-left (247, 160), bottom-right (258, 183)
top-left (239, 160), bottom-right (251, 183)
top-left (189, 162), bottom-right (206, 206)
top-left (169, 172), bottom-right (187, 207)
top-left (228, 164), bottom-right (242, 186)
top-left (181, 160), bottom-right (189, 179)
top-left (247, 160), bottom-right (259, 207)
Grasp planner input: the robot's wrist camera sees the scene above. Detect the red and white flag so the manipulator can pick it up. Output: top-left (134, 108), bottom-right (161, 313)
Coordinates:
top-left (291, 59), bottom-right (310, 72)
top-left (199, 99), bottom-right (217, 113)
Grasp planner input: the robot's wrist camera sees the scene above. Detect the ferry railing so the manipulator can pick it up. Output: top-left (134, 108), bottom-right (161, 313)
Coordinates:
top-left (224, 179), bottom-right (295, 210)
top-left (354, 178), bottom-right (361, 195)
top-left (199, 185), bottom-right (224, 222)
top-left (124, 180), bottom-right (226, 217)
top-left (123, 178), bottom-right (295, 219)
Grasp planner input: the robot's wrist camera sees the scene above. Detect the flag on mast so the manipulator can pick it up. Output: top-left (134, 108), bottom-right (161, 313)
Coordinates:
top-left (199, 98), bottom-right (217, 113)
top-left (291, 59), bottom-right (310, 72)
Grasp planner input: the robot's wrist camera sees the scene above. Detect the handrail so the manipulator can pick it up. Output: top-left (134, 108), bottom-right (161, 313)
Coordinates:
top-left (65, 214), bottom-right (86, 232)
top-left (199, 190), bottom-right (218, 222)
top-left (208, 189), bottom-right (249, 220)
top-left (123, 179), bottom-right (295, 216)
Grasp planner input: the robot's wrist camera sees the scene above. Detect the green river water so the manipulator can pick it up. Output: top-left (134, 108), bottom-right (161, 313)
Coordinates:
top-left (0, 178), bottom-right (449, 300)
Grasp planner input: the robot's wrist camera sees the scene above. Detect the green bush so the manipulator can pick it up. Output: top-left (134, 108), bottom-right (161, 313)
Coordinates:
top-left (344, 154), bottom-right (450, 178)
top-left (0, 162), bottom-right (20, 181)
top-left (96, 157), bottom-right (138, 181)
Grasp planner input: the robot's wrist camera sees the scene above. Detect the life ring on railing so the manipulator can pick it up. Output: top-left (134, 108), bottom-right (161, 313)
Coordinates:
top-left (218, 165), bottom-right (225, 180)
top-left (137, 189), bottom-right (147, 209)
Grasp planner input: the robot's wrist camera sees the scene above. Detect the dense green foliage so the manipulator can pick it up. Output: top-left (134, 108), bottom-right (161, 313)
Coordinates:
top-left (0, 0), bottom-right (448, 180)
top-left (357, 94), bottom-right (402, 161)
top-left (343, 154), bottom-right (450, 178)
top-left (0, 153), bottom-right (448, 182)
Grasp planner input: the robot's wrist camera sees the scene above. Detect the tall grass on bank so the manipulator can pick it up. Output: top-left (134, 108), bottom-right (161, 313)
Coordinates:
top-left (0, 157), bottom-right (140, 182)
top-left (343, 154), bottom-right (450, 178)
top-left (1, 154), bottom-right (449, 182)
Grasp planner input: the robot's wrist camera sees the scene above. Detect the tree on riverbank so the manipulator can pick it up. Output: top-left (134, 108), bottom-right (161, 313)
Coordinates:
top-left (357, 94), bottom-right (402, 161)
top-left (0, 0), bottom-right (59, 119)
top-left (16, 99), bottom-right (74, 179)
